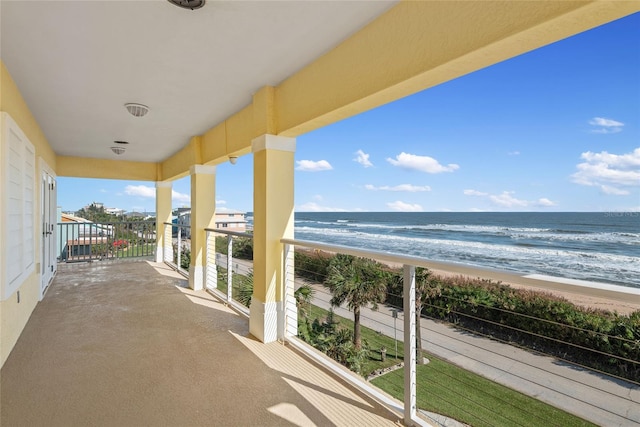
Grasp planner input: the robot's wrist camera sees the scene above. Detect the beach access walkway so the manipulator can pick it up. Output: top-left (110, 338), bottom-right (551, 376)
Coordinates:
top-left (308, 282), bottom-right (640, 427)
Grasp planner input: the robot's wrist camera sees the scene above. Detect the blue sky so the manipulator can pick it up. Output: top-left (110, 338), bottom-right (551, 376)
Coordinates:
top-left (59, 13), bottom-right (639, 214)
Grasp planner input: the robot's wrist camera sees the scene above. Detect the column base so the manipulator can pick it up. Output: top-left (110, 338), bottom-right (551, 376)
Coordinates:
top-left (189, 265), bottom-right (204, 291)
top-left (277, 298), bottom-right (298, 340)
top-left (249, 296), bottom-right (278, 343)
top-left (155, 246), bottom-right (164, 263)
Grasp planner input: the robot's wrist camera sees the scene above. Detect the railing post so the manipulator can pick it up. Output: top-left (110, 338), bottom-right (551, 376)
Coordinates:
top-left (227, 235), bottom-right (233, 303)
top-left (205, 230), bottom-right (217, 291)
top-left (162, 223), bottom-right (165, 262)
top-left (280, 243), bottom-right (296, 340)
top-left (403, 264), bottom-right (417, 426)
top-left (177, 226), bottom-right (182, 271)
top-left (164, 223), bottom-right (173, 264)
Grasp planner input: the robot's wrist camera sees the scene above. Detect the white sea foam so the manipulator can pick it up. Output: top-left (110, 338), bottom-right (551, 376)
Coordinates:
top-left (294, 226), bottom-right (640, 287)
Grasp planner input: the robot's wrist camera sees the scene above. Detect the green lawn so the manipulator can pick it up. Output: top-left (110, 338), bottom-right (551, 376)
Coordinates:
top-left (118, 243), bottom-right (156, 258)
top-left (306, 304), bottom-right (595, 427)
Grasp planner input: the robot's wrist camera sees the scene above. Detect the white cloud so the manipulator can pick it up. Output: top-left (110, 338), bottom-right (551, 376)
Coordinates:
top-left (386, 201), bottom-right (423, 212)
top-left (600, 185), bottom-right (630, 196)
top-left (100, 189), bottom-right (108, 193)
top-left (365, 184), bottom-right (431, 192)
top-left (489, 191), bottom-right (529, 208)
top-left (172, 190), bottom-right (190, 203)
top-left (463, 189), bottom-right (488, 196)
top-left (124, 185), bottom-right (190, 204)
top-left (536, 198), bottom-right (557, 207)
top-left (508, 151), bottom-right (520, 156)
top-left (216, 199), bottom-right (227, 205)
top-left (296, 202), bottom-right (348, 212)
top-left (296, 160), bottom-right (333, 172)
top-left (386, 152), bottom-right (459, 173)
top-left (125, 185), bottom-right (155, 198)
top-left (465, 189), bottom-right (555, 208)
top-left (354, 150), bottom-right (373, 168)
top-left (572, 148), bottom-right (640, 194)
top-left (589, 117), bottom-right (624, 134)
top-left (589, 117), bottom-right (624, 127)
top-left (312, 194), bottom-right (323, 201)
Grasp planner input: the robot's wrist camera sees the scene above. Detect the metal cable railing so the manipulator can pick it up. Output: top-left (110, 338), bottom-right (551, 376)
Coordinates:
top-left (204, 228), bottom-right (254, 312)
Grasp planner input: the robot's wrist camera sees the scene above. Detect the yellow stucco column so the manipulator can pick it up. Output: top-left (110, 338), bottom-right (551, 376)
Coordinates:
top-left (250, 134), bottom-right (295, 343)
top-left (189, 165), bottom-right (216, 291)
top-left (155, 182), bottom-right (173, 263)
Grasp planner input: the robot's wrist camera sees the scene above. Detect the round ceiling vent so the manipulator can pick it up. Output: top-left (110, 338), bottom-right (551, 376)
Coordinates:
top-left (167, 0), bottom-right (205, 10)
top-left (124, 103), bottom-right (149, 118)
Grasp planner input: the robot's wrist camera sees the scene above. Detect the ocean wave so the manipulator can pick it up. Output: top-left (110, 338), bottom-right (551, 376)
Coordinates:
top-left (298, 221), bottom-right (638, 246)
top-left (294, 227), bottom-right (640, 287)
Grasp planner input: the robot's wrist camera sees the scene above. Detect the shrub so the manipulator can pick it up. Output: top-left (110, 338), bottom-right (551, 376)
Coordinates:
top-left (294, 249), bottom-right (332, 282)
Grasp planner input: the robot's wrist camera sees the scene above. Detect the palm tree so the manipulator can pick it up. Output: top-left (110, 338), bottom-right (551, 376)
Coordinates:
top-left (294, 283), bottom-right (315, 321)
top-left (325, 255), bottom-right (387, 350)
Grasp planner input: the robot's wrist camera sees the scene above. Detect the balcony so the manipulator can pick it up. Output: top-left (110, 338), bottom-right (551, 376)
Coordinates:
top-left (0, 259), bottom-right (404, 426)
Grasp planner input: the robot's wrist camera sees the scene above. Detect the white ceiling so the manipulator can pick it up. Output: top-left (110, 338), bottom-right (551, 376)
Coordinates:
top-left (1, 0), bottom-right (397, 162)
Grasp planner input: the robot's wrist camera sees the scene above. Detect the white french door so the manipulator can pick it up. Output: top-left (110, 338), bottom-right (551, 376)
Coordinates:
top-left (41, 166), bottom-right (57, 298)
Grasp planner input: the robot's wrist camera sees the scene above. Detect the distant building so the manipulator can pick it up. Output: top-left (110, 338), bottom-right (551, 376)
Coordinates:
top-left (215, 212), bottom-right (248, 231)
top-left (58, 213), bottom-right (113, 261)
top-left (105, 207), bottom-right (126, 216)
top-left (173, 210), bottom-right (248, 238)
top-left (126, 211), bottom-right (155, 220)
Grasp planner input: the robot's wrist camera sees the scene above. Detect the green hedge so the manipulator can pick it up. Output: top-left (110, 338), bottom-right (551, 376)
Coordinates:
top-left (215, 236), bottom-right (253, 260)
top-left (386, 272), bottom-right (639, 383)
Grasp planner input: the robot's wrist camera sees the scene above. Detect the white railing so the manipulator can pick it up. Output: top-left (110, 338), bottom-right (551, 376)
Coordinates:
top-left (162, 222), bottom-right (191, 277)
top-left (204, 228), bottom-right (254, 314)
top-left (281, 238), bottom-right (423, 425)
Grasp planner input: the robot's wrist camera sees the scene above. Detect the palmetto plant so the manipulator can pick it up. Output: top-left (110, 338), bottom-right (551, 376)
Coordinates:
top-left (237, 271), bottom-right (254, 308)
top-left (325, 254), bottom-right (387, 350)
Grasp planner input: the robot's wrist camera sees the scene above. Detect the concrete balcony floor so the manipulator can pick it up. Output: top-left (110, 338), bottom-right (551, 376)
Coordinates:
top-left (1, 260), bottom-right (402, 426)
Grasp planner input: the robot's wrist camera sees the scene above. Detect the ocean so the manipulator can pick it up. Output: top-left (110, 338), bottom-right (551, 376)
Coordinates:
top-left (288, 212), bottom-right (640, 289)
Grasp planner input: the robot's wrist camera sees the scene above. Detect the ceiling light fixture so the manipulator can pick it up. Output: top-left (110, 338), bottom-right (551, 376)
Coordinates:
top-left (167, 0), bottom-right (205, 10)
top-left (114, 140), bottom-right (130, 145)
top-left (124, 103), bottom-right (149, 118)
top-left (111, 147), bottom-right (126, 155)
top-left (229, 156), bottom-right (238, 165)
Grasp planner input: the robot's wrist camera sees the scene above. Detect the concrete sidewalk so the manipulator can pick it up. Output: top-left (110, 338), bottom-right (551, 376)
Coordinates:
top-left (308, 283), bottom-right (640, 427)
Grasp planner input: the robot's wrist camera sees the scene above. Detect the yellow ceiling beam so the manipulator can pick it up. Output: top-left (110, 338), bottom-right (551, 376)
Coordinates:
top-left (57, 156), bottom-right (158, 181)
top-left (160, 136), bottom-right (202, 181)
